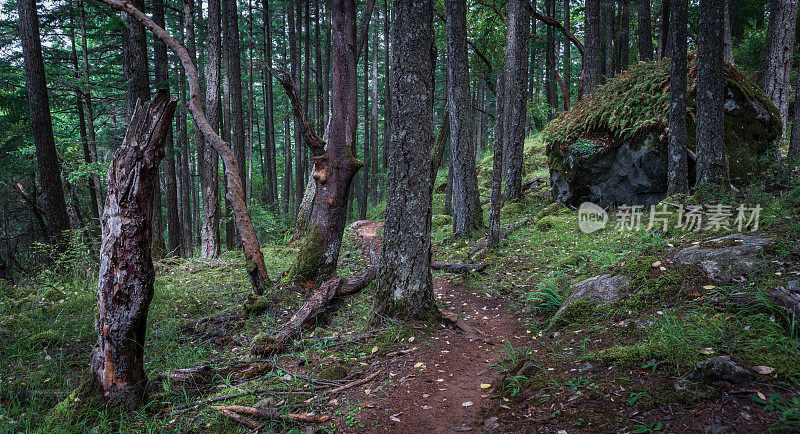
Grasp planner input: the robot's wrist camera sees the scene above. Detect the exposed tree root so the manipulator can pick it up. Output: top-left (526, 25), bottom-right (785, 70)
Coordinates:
top-left (431, 261), bottom-right (487, 273)
top-left (212, 405), bottom-right (331, 423)
top-left (252, 248), bottom-right (379, 355)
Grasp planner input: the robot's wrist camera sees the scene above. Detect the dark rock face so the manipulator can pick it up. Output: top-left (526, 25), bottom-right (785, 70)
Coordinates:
top-left (550, 134), bottom-right (667, 206)
top-left (547, 66), bottom-right (780, 207)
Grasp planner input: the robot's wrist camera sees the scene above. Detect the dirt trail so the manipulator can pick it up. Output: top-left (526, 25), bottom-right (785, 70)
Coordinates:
top-left (345, 221), bottom-right (528, 433)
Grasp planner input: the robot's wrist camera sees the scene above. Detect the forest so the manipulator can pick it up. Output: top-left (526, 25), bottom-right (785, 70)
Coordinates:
top-left (2, 0), bottom-right (800, 431)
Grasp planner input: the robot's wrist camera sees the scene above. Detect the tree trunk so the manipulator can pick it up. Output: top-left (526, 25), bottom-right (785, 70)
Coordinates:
top-left (369, 22), bottom-right (379, 206)
top-left (487, 74), bottom-right (504, 247)
top-left (760, 0), bottom-right (798, 139)
top-left (501, 0), bottom-right (529, 202)
top-left (18, 0), bottom-right (71, 240)
top-left (637, 0), bottom-right (654, 60)
top-left (91, 90), bottom-right (177, 409)
top-left (382, 0), bottom-right (390, 185)
top-left (223, 0), bottom-right (247, 247)
top-left (563, 0), bottom-right (571, 109)
top-left (99, 0), bottom-right (274, 294)
top-left (696, 0), bottom-right (727, 185)
top-left (291, 0), bottom-right (304, 217)
top-left (667, 0), bottom-right (689, 195)
top-left (603, 0), bottom-right (615, 78)
top-left (360, 32), bottom-right (370, 221)
top-left (201, 0), bottom-right (222, 259)
top-left (78, 0), bottom-right (103, 219)
top-left (789, 71), bottom-right (800, 162)
top-left (446, 0), bottom-right (482, 237)
top-left (374, 0), bottom-right (437, 320)
top-left (284, 113), bottom-right (293, 216)
top-left (546, 0), bottom-right (559, 111)
top-left (153, 0), bottom-right (183, 258)
top-left (68, 0), bottom-right (100, 231)
top-left (723, 0), bottom-right (733, 63)
top-left (618, 0), bottom-right (630, 69)
top-left (263, 0), bottom-right (278, 209)
top-left (659, 0), bottom-right (670, 58)
top-left (178, 16), bottom-right (194, 258)
top-left (283, 0), bottom-right (362, 283)
top-left (584, 0), bottom-right (603, 94)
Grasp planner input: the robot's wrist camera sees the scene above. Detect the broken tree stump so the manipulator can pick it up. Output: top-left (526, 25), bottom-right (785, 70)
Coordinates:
top-left (90, 90), bottom-right (177, 409)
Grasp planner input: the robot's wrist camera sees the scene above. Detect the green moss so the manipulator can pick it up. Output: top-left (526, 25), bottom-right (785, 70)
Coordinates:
top-left (38, 374), bottom-right (105, 433)
top-left (251, 333), bottom-right (277, 355)
top-left (536, 202), bottom-right (570, 220)
top-left (501, 202), bottom-right (527, 217)
top-left (284, 225), bottom-right (325, 283)
top-left (432, 214), bottom-right (452, 227)
top-left (30, 330), bottom-right (63, 347)
top-left (585, 343), bottom-right (658, 366)
top-left (550, 297), bottom-right (606, 328)
top-left (243, 287), bottom-right (302, 317)
top-left (318, 363), bottom-right (349, 381)
top-left (535, 216), bottom-right (561, 232)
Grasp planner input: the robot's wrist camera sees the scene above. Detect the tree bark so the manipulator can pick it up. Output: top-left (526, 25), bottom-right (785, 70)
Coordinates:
top-left (584, 0), bottom-right (603, 94)
top-left (637, 0), bottom-right (654, 60)
top-left (618, 0), bottom-right (630, 69)
top-left (18, 0), bottom-right (71, 240)
top-left (201, 0), bottom-right (222, 259)
top-left (696, 0), bottom-right (727, 185)
top-left (91, 90), bottom-right (177, 409)
top-left (78, 0), bottom-right (103, 219)
top-left (360, 31), bottom-right (370, 221)
top-left (283, 0), bottom-right (362, 283)
top-left (487, 75), bottom-right (504, 247)
top-left (374, 0), bottom-right (438, 320)
top-left (153, 0), bottom-right (182, 257)
top-left (446, 0), bottom-right (482, 237)
top-left (603, 0), bottom-right (615, 78)
top-left (659, 0), bottom-right (670, 58)
top-left (789, 70), bottom-right (800, 162)
top-left (760, 0), bottom-right (798, 139)
top-left (667, 0), bottom-right (689, 195)
top-left (563, 0), bottom-right (571, 109)
top-left (99, 0), bottom-right (274, 294)
top-left (723, 0), bottom-right (733, 63)
top-left (546, 0), bottom-right (559, 111)
top-left (262, 0), bottom-right (278, 209)
top-left (223, 0), bottom-right (247, 246)
top-left (370, 22), bottom-right (379, 206)
top-left (501, 0), bottom-right (529, 202)
top-left (178, 13), bottom-right (193, 258)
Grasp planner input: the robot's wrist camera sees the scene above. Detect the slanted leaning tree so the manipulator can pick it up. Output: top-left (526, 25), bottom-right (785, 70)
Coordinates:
top-left (374, 0), bottom-right (438, 320)
top-left (99, 0), bottom-right (272, 294)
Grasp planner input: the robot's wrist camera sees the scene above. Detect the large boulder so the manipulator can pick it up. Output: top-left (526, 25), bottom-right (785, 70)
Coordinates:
top-left (673, 233), bottom-right (770, 282)
top-left (545, 59), bottom-right (781, 206)
top-left (554, 274), bottom-right (630, 318)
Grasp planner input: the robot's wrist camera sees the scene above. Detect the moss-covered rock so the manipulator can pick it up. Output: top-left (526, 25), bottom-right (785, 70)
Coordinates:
top-left (535, 216), bottom-right (560, 232)
top-left (545, 58), bottom-right (780, 206)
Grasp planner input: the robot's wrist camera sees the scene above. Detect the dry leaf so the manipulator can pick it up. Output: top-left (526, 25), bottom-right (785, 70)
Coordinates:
top-left (652, 261), bottom-right (661, 267)
top-left (371, 346), bottom-right (379, 354)
top-left (480, 383), bottom-right (491, 389)
top-left (702, 285), bottom-right (716, 290)
top-left (462, 401), bottom-right (474, 407)
top-left (753, 366), bottom-right (774, 375)
top-left (757, 391), bottom-right (766, 400)
top-left (414, 362), bottom-right (425, 368)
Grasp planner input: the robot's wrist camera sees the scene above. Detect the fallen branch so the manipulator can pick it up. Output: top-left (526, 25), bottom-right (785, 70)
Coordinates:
top-left (168, 387), bottom-right (315, 415)
top-left (432, 261), bottom-right (487, 273)
top-left (218, 408), bottom-right (263, 430)
top-left (252, 247), bottom-right (379, 355)
top-left (212, 405), bottom-right (331, 423)
top-left (726, 288), bottom-right (800, 320)
top-left (328, 370), bottom-right (382, 394)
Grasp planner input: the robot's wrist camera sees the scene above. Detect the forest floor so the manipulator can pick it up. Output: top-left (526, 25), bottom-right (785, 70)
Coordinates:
top-left (1, 136), bottom-right (800, 432)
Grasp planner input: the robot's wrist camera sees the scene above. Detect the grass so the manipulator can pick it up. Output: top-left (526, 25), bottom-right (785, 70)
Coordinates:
top-left (3, 129), bottom-right (800, 431)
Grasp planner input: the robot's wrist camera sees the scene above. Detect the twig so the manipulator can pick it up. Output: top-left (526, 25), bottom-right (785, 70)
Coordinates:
top-left (328, 370), bottom-right (382, 394)
top-left (218, 408), bottom-right (264, 430)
